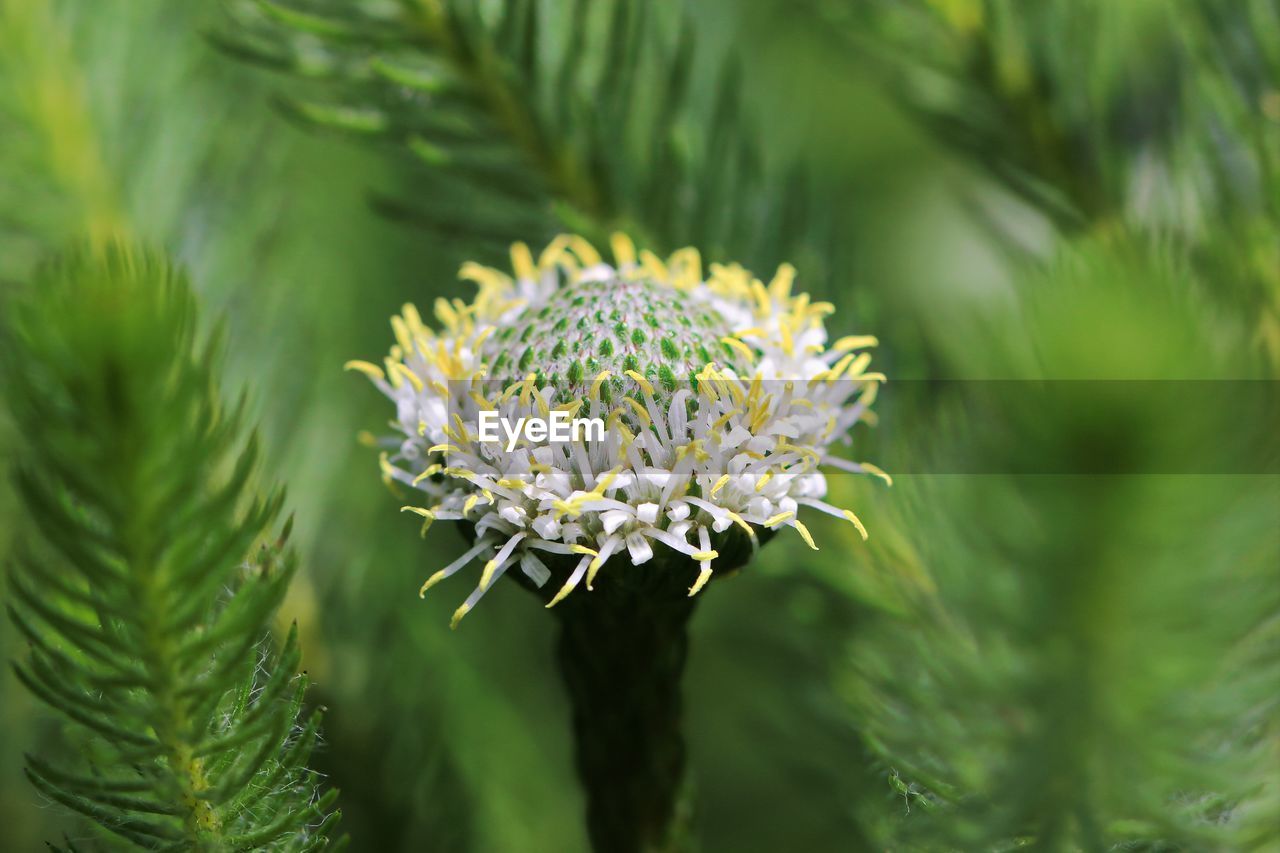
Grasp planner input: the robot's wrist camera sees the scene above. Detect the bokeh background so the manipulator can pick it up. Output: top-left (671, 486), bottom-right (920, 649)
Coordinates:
top-left (2, 1), bottom-right (1277, 850)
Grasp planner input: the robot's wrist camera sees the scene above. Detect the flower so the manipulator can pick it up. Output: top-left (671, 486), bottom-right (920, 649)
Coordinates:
top-left (347, 234), bottom-right (888, 626)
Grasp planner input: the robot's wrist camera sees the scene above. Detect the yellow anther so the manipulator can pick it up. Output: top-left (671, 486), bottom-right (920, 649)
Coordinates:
top-left (667, 247), bottom-right (702, 287)
top-left (555, 399), bottom-right (585, 417)
top-left (419, 569), bottom-right (449, 598)
top-left (764, 511), bottom-right (795, 528)
top-left (391, 314), bottom-right (413, 352)
top-left (639, 250), bottom-right (669, 282)
top-left (833, 335), bottom-right (879, 352)
top-left (711, 409), bottom-right (741, 430)
top-left (709, 474), bottom-right (732, 498)
top-left (846, 352), bottom-right (872, 378)
top-left (588, 555), bottom-right (609, 589)
top-left (793, 519), bottom-right (818, 551)
top-left (344, 360), bottom-right (385, 381)
top-left (755, 470), bottom-right (773, 492)
top-left (624, 370), bottom-right (654, 396)
top-left (389, 362), bottom-right (424, 392)
top-left (590, 370), bottom-right (612, 400)
top-left (779, 323), bottom-right (794, 357)
top-left (595, 467), bottom-right (622, 492)
top-left (622, 397), bottom-right (651, 425)
top-left (402, 303), bottom-right (427, 335)
top-left (726, 511), bottom-right (756, 538)
top-left (768, 263), bottom-right (796, 300)
top-left (472, 325), bottom-right (496, 351)
top-left (859, 462), bottom-right (893, 486)
top-left (842, 510), bottom-right (869, 541)
top-left (567, 234), bottom-right (603, 267)
top-left (691, 549), bottom-right (719, 561)
top-left (750, 280), bottom-right (772, 316)
top-left (414, 466), bottom-right (445, 484)
top-left (610, 232), bottom-right (637, 268)
top-left (434, 296), bottom-right (460, 328)
top-left (721, 337), bottom-right (756, 361)
top-left (569, 544), bottom-right (599, 557)
top-left (449, 602), bottom-right (472, 629)
top-left (510, 241), bottom-right (535, 280)
top-left (538, 234), bottom-right (573, 270)
top-left (519, 373), bottom-right (537, 406)
top-left (688, 565), bottom-right (713, 597)
top-left (545, 576), bottom-right (578, 608)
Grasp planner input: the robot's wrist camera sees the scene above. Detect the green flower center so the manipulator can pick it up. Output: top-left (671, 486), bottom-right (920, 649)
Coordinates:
top-left (483, 277), bottom-right (749, 401)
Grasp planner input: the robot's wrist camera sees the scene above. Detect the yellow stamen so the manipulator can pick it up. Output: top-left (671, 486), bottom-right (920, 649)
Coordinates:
top-left (622, 397), bottom-right (651, 425)
top-left (624, 369), bottom-right (654, 396)
top-left (793, 519), bottom-right (818, 550)
top-left (610, 232), bottom-right (637, 268)
top-left (833, 335), bottom-right (879, 351)
top-left (768, 263), bottom-right (796, 300)
top-left (419, 569), bottom-right (449, 597)
top-left (590, 370), bottom-right (612, 400)
top-left (842, 510), bottom-right (869, 541)
top-left (344, 360), bottom-right (385, 381)
top-left (389, 362), bottom-right (424, 392)
top-left (721, 336), bottom-right (756, 361)
top-left (859, 462), bottom-right (894, 486)
top-left (688, 565), bottom-right (713, 597)
top-left (510, 241), bottom-right (535, 280)
top-left (709, 474), bottom-right (731, 498)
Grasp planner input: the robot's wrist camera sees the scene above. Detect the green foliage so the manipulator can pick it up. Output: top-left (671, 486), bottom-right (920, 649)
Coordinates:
top-left (825, 0), bottom-right (1187, 230)
top-left (4, 246), bottom-right (339, 850)
top-left (840, 242), bottom-right (1280, 850)
top-left (0, 0), bottom-right (126, 276)
top-left (1, 1), bottom-right (1277, 851)
top-left (217, 0), bottom-right (853, 281)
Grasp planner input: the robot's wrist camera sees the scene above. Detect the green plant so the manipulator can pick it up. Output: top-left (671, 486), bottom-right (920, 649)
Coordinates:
top-left (5, 246), bottom-right (340, 850)
top-left (216, 0), bottom-right (854, 282)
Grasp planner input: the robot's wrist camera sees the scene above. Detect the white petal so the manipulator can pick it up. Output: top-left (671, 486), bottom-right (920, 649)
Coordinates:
top-left (626, 532), bottom-right (654, 564)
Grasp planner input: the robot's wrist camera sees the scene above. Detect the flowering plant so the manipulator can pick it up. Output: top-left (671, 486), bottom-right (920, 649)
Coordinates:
top-left (348, 234), bottom-right (888, 624)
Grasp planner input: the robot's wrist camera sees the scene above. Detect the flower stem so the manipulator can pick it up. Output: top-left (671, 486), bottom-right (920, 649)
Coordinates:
top-left (552, 579), bottom-right (698, 853)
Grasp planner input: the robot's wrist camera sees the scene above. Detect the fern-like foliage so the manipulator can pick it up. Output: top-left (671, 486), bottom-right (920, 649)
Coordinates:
top-left (216, 0), bottom-right (853, 283)
top-left (822, 0), bottom-right (1192, 231)
top-left (842, 241), bottom-right (1280, 850)
top-left (4, 246), bottom-right (339, 850)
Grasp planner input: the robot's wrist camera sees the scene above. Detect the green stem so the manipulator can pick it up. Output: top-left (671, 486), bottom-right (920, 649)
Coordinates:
top-left (551, 574), bottom-right (697, 853)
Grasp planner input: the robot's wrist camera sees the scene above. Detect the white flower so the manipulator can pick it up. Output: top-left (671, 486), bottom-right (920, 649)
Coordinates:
top-left (347, 234), bottom-right (889, 626)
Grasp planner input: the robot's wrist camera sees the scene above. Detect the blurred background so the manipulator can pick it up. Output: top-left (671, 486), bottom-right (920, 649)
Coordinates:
top-left (1, 1), bottom-right (1277, 850)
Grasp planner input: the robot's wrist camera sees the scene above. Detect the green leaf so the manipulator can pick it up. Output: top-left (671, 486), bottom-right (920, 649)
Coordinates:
top-left (4, 245), bottom-right (340, 849)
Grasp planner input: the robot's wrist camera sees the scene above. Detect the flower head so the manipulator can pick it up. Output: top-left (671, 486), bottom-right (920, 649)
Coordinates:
top-left (347, 234), bottom-right (887, 626)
